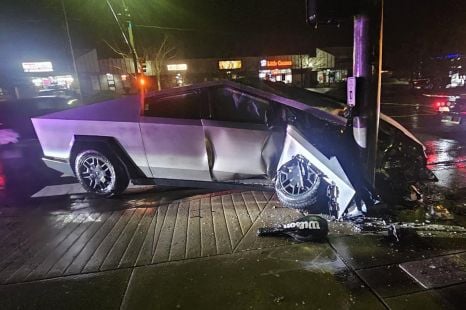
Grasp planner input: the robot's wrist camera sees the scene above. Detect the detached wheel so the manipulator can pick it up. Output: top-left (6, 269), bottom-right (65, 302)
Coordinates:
top-left (275, 155), bottom-right (321, 210)
top-left (75, 149), bottom-right (129, 196)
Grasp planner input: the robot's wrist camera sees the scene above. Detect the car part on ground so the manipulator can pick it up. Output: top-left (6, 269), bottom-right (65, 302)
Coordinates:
top-left (257, 215), bottom-right (329, 242)
top-left (349, 217), bottom-right (466, 241)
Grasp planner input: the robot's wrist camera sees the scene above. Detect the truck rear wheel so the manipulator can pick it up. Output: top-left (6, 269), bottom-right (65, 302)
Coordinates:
top-left (75, 149), bottom-right (129, 196)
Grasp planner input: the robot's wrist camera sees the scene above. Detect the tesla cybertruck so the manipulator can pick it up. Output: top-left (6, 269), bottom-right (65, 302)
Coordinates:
top-left (32, 79), bottom-right (436, 219)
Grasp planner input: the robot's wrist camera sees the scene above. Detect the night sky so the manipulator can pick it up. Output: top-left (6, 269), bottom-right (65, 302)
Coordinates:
top-left (0, 0), bottom-right (465, 74)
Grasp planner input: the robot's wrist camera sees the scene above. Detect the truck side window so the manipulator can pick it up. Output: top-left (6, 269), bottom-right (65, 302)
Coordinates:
top-left (144, 91), bottom-right (202, 119)
top-left (209, 87), bottom-right (270, 124)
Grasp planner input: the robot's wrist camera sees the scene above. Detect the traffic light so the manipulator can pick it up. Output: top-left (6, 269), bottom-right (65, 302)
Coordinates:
top-left (139, 77), bottom-right (146, 87)
top-left (142, 62), bottom-right (147, 73)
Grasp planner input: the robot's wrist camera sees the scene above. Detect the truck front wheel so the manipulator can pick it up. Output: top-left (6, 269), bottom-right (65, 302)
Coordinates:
top-left (74, 149), bottom-right (129, 196)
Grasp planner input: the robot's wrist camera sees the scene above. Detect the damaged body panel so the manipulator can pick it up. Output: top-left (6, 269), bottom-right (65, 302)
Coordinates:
top-left (278, 126), bottom-right (356, 219)
top-left (32, 79), bottom-right (436, 218)
top-left (202, 120), bottom-right (276, 181)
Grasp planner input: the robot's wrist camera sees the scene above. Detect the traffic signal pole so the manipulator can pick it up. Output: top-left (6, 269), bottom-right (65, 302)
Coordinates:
top-left (105, 0), bottom-right (139, 76)
top-left (106, 0), bottom-right (144, 108)
top-left (60, 0), bottom-right (83, 103)
top-left (352, 0), bottom-right (384, 186)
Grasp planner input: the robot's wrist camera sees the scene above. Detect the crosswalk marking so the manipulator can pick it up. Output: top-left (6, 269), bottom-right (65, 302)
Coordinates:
top-left (30, 183), bottom-right (154, 198)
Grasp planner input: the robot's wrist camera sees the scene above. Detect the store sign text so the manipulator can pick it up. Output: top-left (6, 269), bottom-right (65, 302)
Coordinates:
top-left (167, 64), bottom-right (188, 71)
top-left (22, 61), bottom-right (54, 73)
top-left (261, 59), bottom-right (292, 68)
top-left (218, 60), bottom-right (242, 70)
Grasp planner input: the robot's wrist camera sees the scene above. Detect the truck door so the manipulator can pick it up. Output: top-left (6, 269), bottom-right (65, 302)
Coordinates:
top-left (202, 86), bottom-right (285, 181)
top-left (140, 89), bottom-right (211, 181)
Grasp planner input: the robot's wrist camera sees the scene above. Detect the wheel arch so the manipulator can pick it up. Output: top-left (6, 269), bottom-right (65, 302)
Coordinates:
top-left (70, 135), bottom-right (146, 180)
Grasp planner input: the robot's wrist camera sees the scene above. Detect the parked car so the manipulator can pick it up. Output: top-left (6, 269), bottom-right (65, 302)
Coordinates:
top-left (0, 96), bottom-right (80, 140)
top-left (37, 88), bottom-right (79, 99)
top-left (32, 79), bottom-right (436, 218)
top-left (1, 96), bottom-right (80, 193)
top-left (410, 76), bottom-right (449, 90)
top-left (424, 87), bottom-right (466, 124)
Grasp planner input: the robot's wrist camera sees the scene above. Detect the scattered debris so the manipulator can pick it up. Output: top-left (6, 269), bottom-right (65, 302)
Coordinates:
top-left (408, 185), bottom-right (423, 202)
top-left (387, 224), bottom-right (399, 241)
top-left (427, 204), bottom-right (455, 220)
top-left (348, 217), bottom-right (466, 241)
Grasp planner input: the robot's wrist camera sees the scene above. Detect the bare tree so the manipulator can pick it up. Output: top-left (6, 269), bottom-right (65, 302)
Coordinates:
top-left (143, 35), bottom-right (177, 91)
top-left (105, 34), bottom-right (177, 91)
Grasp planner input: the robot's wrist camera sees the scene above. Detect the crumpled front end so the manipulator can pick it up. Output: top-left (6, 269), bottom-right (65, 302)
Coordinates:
top-left (376, 116), bottom-right (438, 203)
top-left (276, 126), bottom-right (356, 219)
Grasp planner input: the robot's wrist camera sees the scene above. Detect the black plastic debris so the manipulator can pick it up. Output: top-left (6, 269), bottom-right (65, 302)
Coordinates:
top-left (257, 215), bottom-right (328, 242)
top-left (349, 217), bottom-right (466, 241)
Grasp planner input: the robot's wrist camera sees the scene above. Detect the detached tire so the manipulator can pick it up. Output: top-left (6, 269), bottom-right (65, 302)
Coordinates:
top-left (275, 155), bottom-right (321, 210)
top-left (75, 149), bottom-right (129, 197)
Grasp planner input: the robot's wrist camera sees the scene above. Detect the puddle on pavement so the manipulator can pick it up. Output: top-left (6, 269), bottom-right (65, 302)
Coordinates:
top-left (424, 139), bottom-right (466, 189)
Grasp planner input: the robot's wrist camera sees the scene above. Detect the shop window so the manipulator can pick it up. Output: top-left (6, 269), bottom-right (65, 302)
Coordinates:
top-left (145, 91), bottom-right (202, 119)
top-left (210, 87), bottom-right (270, 124)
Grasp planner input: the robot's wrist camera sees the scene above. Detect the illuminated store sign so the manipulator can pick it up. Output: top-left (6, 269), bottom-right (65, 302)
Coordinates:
top-left (167, 64), bottom-right (187, 71)
top-left (22, 62), bottom-right (54, 73)
top-left (260, 59), bottom-right (292, 68)
top-left (218, 60), bottom-right (242, 70)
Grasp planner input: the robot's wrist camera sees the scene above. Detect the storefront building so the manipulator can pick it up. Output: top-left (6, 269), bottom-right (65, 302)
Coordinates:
top-left (259, 57), bottom-right (294, 83)
top-left (6, 60), bottom-right (76, 99)
top-left (92, 47), bottom-right (351, 92)
top-left (23, 61), bottom-right (74, 91)
top-left (317, 69), bottom-right (349, 84)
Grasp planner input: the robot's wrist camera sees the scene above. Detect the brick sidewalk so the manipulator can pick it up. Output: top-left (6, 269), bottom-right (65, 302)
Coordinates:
top-left (0, 190), bottom-right (465, 309)
top-left (0, 191), bottom-right (302, 284)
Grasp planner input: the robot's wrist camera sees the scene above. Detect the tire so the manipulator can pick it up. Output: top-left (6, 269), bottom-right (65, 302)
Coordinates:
top-left (275, 155), bottom-right (322, 210)
top-left (74, 149), bottom-right (129, 196)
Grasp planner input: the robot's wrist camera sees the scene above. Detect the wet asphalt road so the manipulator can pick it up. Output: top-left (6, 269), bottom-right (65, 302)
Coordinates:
top-left (381, 90), bottom-right (465, 190)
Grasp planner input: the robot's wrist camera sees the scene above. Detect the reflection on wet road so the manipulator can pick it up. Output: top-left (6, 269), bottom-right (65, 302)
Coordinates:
top-left (381, 93), bottom-right (466, 190)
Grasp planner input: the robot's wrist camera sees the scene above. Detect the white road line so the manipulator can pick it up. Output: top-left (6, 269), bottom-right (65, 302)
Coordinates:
top-left (31, 183), bottom-right (155, 198)
top-left (31, 183), bottom-right (86, 198)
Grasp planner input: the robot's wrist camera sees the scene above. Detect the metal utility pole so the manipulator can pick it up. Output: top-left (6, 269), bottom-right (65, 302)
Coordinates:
top-left (106, 0), bottom-right (139, 75)
top-left (119, 0), bottom-right (145, 107)
top-left (121, 0), bottom-right (137, 59)
top-left (352, 0), bottom-right (384, 186)
top-left (60, 0), bottom-right (83, 102)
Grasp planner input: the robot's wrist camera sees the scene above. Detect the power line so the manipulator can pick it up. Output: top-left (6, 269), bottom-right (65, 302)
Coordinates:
top-left (134, 23), bottom-right (237, 34)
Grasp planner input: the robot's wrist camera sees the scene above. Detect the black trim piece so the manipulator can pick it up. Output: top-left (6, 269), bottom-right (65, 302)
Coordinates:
top-left (131, 178), bottom-right (275, 191)
top-left (42, 157), bottom-right (74, 176)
